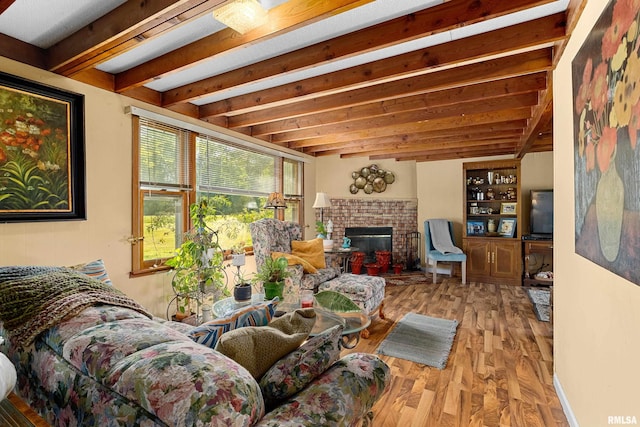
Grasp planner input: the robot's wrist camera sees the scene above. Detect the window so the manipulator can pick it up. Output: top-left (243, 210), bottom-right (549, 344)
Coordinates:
top-left (131, 112), bottom-right (304, 275)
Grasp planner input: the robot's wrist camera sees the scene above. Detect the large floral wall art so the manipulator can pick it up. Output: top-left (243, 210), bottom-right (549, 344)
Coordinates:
top-left (572, 0), bottom-right (640, 285)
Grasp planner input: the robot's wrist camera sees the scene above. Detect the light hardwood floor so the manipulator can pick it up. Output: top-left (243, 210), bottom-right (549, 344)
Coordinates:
top-left (342, 277), bottom-right (568, 427)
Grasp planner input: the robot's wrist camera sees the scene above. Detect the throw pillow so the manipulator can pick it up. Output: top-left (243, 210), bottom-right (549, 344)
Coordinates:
top-left (188, 299), bottom-right (277, 349)
top-left (215, 308), bottom-right (316, 379)
top-left (271, 251), bottom-right (318, 274)
top-left (68, 259), bottom-right (112, 285)
top-left (259, 324), bottom-right (343, 406)
top-left (291, 238), bottom-right (326, 269)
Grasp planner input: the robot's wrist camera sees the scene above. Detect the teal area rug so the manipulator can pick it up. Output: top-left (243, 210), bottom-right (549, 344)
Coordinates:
top-left (376, 313), bottom-right (458, 369)
top-left (527, 288), bottom-right (551, 322)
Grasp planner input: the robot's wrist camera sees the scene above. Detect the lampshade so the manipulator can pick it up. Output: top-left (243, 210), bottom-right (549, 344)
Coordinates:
top-left (212, 0), bottom-right (266, 34)
top-left (312, 192), bottom-right (332, 209)
top-left (264, 192), bottom-right (287, 209)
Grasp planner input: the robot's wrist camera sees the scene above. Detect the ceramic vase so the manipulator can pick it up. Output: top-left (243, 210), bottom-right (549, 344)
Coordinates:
top-left (350, 251), bottom-right (365, 274)
top-left (233, 283), bottom-right (252, 303)
top-left (365, 263), bottom-right (380, 276)
top-left (264, 281), bottom-right (284, 300)
top-left (595, 153), bottom-right (624, 262)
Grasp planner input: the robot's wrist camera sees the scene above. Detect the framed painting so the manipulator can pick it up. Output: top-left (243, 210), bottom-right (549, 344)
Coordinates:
top-left (466, 220), bottom-right (485, 236)
top-left (0, 72), bottom-right (85, 222)
top-left (498, 218), bottom-right (516, 238)
top-left (572, 0), bottom-right (640, 286)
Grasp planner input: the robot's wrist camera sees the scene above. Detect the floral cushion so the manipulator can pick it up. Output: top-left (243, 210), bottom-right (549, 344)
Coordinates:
top-left (188, 299), bottom-right (277, 348)
top-left (7, 305), bottom-right (265, 426)
top-left (255, 353), bottom-right (391, 427)
top-left (259, 324), bottom-right (343, 407)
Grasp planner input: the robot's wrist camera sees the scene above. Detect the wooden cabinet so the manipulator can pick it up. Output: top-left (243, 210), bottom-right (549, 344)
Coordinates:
top-left (464, 239), bottom-right (521, 284)
top-left (462, 159), bottom-right (522, 285)
top-left (522, 239), bottom-right (553, 286)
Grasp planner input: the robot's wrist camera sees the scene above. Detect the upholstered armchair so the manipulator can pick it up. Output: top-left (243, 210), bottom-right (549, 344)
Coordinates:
top-left (250, 218), bottom-right (386, 336)
top-left (250, 218), bottom-right (341, 299)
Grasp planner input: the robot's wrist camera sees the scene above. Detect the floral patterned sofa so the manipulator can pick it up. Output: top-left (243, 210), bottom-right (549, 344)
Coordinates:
top-left (0, 265), bottom-right (391, 427)
top-left (250, 218), bottom-right (386, 328)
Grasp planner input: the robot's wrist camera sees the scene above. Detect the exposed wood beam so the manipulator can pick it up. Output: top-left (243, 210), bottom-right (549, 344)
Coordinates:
top-left (289, 107), bottom-right (533, 148)
top-left (305, 129), bottom-right (525, 156)
top-left (247, 73), bottom-right (546, 135)
top-left (115, 0), bottom-right (374, 92)
top-left (358, 140), bottom-right (521, 160)
top-left (49, 0), bottom-right (227, 75)
top-left (203, 48), bottom-right (553, 123)
top-left (162, 0), bottom-right (553, 106)
top-left (0, 0), bottom-right (15, 14)
top-left (0, 33), bottom-right (46, 68)
top-left (273, 92), bottom-right (538, 143)
top-left (199, 13), bottom-right (565, 117)
top-left (386, 144), bottom-right (521, 162)
top-left (301, 120), bottom-right (529, 154)
top-left (517, 81), bottom-right (554, 158)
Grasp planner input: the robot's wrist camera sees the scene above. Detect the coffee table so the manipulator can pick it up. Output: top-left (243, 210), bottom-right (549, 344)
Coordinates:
top-left (212, 294), bottom-right (370, 349)
top-left (212, 293), bottom-right (265, 318)
top-left (310, 307), bottom-right (370, 349)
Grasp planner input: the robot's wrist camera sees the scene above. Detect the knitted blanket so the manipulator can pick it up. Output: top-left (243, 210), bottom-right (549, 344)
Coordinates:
top-left (0, 267), bottom-right (152, 346)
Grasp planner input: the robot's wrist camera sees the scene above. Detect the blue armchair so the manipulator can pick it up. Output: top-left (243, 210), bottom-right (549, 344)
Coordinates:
top-left (424, 220), bottom-right (467, 284)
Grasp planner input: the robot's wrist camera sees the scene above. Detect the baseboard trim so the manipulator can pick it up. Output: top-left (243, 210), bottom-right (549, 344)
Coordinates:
top-left (554, 373), bottom-right (579, 427)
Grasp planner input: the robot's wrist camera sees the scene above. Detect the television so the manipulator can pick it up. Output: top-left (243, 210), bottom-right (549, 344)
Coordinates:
top-left (529, 189), bottom-right (553, 237)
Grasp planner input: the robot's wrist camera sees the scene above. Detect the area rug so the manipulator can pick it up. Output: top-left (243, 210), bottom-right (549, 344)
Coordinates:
top-left (381, 271), bottom-right (429, 286)
top-left (526, 288), bottom-right (551, 322)
top-left (376, 312), bottom-right (458, 369)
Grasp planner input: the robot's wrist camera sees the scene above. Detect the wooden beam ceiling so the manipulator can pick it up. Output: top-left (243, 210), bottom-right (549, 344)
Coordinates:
top-left (0, 0), bottom-right (585, 161)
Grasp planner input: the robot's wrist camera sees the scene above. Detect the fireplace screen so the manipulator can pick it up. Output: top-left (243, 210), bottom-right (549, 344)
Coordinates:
top-left (344, 227), bottom-right (393, 266)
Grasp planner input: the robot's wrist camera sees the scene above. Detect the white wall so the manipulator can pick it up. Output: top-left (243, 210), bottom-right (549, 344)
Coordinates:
top-left (553, 0), bottom-right (640, 424)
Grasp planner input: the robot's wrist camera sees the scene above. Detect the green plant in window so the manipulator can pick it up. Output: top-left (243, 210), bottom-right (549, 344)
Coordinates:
top-left (166, 199), bottom-right (229, 318)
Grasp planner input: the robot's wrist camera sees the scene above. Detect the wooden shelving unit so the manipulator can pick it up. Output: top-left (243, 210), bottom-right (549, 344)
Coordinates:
top-left (462, 159), bottom-right (522, 285)
top-left (523, 239), bottom-right (554, 286)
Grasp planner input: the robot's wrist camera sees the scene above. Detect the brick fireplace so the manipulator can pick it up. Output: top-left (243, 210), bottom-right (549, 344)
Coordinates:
top-left (316, 198), bottom-right (419, 267)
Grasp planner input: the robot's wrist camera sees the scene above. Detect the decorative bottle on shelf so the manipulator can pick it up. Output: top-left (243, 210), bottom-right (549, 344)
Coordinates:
top-left (487, 219), bottom-right (496, 233)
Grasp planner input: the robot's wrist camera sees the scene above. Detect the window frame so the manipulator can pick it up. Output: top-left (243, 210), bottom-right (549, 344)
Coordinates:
top-left (130, 112), bottom-right (304, 276)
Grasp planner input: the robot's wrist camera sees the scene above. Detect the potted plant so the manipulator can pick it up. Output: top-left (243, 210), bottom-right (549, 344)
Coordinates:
top-left (253, 255), bottom-right (291, 300)
top-left (230, 259), bottom-right (253, 303)
top-left (230, 243), bottom-right (246, 268)
top-left (166, 199), bottom-right (229, 320)
top-left (315, 220), bottom-right (327, 238)
top-left (315, 221), bottom-right (334, 251)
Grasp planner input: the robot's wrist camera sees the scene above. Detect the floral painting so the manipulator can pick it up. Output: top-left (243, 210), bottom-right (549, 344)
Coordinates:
top-left (0, 72), bottom-right (85, 222)
top-left (572, 0), bottom-right (640, 286)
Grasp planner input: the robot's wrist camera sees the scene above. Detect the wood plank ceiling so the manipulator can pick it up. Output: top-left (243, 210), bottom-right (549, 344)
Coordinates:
top-left (0, 0), bottom-right (585, 162)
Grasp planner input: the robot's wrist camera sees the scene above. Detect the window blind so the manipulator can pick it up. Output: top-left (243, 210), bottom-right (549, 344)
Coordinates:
top-left (196, 135), bottom-right (277, 196)
top-left (139, 118), bottom-right (191, 191)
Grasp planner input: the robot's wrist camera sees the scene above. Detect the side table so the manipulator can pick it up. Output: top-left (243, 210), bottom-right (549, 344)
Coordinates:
top-left (324, 247), bottom-right (359, 272)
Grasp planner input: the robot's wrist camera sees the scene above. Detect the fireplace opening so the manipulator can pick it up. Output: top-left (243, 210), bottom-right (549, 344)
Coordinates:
top-left (344, 226), bottom-right (393, 267)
